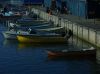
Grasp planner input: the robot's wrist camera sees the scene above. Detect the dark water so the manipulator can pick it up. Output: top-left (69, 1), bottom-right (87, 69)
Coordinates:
top-left (0, 23), bottom-right (100, 74)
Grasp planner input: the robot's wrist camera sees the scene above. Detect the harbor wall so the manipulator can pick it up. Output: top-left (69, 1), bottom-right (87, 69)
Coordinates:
top-left (32, 8), bottom-right (100, 48)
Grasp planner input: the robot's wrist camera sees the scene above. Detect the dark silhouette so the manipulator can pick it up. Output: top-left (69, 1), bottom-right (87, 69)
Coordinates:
top-left (46, 7), bottom-right (50, 13)
top-left (61, 0), bottom-right (67, 14)
top-left (4, 7), bottom-right (7, 12)
top-left (57, 7), bottom-right (60, 13)
top-left (30, 30), bottom-right (36, 34)
top-left (50, 0), bottom-right (56, 10)
top-left (67, 29), bottom-right (73, 39)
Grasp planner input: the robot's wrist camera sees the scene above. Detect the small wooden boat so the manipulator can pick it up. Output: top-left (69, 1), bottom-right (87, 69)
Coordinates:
top-left (17, 27), bottom-right (72, 43)
top-left (17, 32), bottom-right (68, 43)
top-left (47, 47), bottom-right (96, 59)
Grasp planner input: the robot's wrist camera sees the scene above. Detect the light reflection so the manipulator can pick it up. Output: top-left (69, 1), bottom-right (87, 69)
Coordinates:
top-left (3, 39), bottom-right (18, 47)
top-left (2, 36), bottom-right (95, 51)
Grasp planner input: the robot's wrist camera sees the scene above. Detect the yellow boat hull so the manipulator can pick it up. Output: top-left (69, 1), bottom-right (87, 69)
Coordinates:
top-left (17, 35), bottom-right (67, 43)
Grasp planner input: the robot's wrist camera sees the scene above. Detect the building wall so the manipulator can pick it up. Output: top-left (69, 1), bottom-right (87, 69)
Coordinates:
top-left (66, 0), bottom-right (86, 18)
top-left (0, 0), bottom-right (44, 6)
top-left (44, 0), bottom-right (51, 7)
top-left (44, 0), bottom-right (100, 18)
top-left (10, 0), bottom-right (24, 6)
top-left (24, 0), bottom-right (44, 5)
top-left (44, 0), bottom-right (87, 18)
top-left (87, 0), bottom-right (100, 18)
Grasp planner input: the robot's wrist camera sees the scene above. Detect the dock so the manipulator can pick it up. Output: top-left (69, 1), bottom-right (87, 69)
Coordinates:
top-left (31, 6), bottom-right (100, 48)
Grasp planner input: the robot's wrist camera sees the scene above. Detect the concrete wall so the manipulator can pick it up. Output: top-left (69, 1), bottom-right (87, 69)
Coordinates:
top-left (32, 8), bottom-right (100, 48)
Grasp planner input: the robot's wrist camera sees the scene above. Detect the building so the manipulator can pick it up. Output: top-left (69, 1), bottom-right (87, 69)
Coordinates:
top-left (24, 0), bottom-right (44, 5)
top-left (44, 0), bottom-right (100, 19)
top-left (0, 0), bottom-right (44, 6)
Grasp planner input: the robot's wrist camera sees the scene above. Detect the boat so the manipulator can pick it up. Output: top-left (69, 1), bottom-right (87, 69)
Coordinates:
top-left (17, 34), bottom-right (68, 43)
top-left (0, 14), bottom-right (22, 21)
top-left (17, 30), bottom-right (69, 43)
top-left (16, 21), bottom-right (52, 27)
top-left (47, 47), bottom-right (96, 59)
top-left (2, 22), bottom-right (55, 39)
top-left (17, 26), bottom-right (72, 43)
top-left (2, 30), bottom-right (29, 39)
top-left (36, 26), bottom-right (64, 31)
top-left (16, 19), bottom-right (51, 27)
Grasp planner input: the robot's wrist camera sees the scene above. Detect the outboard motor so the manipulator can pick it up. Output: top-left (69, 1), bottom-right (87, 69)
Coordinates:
top-left (30, 30), bottom-right (36, 34)
top-left (61, 31), bottom-right (66, 37)
top-left (28, 28), bottom-right (36, 34)
top-left (62, 29), bottom-right (73, 39)
top-left (67, 29), bottom-right (73, 39)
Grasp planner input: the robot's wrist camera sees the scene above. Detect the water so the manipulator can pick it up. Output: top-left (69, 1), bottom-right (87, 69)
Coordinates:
top-left (0, 23), bottom-right (100, 74)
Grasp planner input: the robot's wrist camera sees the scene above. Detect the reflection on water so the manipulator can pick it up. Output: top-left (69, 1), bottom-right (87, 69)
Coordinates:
top-left (97, 49), bottom-right (100, 63)
top-left (69, 36), bottom-right (93, 49)
top-left (0, 25), bottom-right (100, 74)
top-left (3, 36), bottom-right (93, 50)
top-left (3, 39), bottom-right (18, 46)
top-left (3, 39), bottom-right (69, 51)
top-left (1, 38), bottom-right (98, 74)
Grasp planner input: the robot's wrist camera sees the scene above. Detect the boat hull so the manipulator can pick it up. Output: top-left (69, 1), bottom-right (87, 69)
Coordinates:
top-left (2, 31), bottom-right (29, 39)
top-left (0, 15), bottom-right (22, 21)
top-left (2, 31), bottom-right (17, 39)
top-left (47, 49), bottom-right (96, 59)
top-left (17, 35), bottom-right (67, 43)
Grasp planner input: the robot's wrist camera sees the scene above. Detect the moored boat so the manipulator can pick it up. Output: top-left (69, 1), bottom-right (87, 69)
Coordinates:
top-left (2, 30), bottom-right (29, 39)
top-left (17, 32), bottom-right (68, 43)
top-left (0, 15), bottom-right (22, 21)
top-left (16, 19), bottom-right (52, 27)
top-left (2, 21), bottom-right (54, 40)
top-left (47, 47), bottom-right (96, 59)
top-left (17, 26), bottom-right (72, 43)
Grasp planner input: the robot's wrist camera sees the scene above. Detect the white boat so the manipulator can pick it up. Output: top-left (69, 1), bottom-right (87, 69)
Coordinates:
top-left (2, 21), bottom-right (54, 39)
top-left (2, 30), bottom-right (29, 39)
